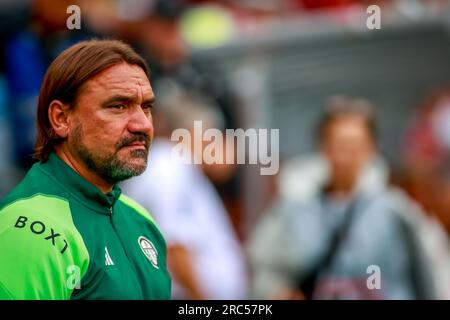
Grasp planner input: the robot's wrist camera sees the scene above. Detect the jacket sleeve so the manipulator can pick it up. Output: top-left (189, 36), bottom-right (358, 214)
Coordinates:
top-left (0, 196), bottom-right (89, 300)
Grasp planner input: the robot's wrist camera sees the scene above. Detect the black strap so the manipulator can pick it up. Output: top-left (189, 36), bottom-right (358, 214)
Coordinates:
top-left (298, 196), bottom-right (360, 299)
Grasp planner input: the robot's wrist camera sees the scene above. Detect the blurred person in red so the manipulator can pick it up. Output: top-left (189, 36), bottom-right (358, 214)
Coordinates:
top-left (402, 87), bottom-right (450, 227)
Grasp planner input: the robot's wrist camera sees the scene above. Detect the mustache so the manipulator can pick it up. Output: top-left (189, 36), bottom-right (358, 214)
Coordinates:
top-left (116, 133), bottom-right (151, 150)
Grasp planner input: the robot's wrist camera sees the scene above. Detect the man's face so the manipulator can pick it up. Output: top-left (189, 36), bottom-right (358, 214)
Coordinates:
top-left (321, 115), bottom-right (374, 186)
top-left (67, 63), bottom-right (154, 184)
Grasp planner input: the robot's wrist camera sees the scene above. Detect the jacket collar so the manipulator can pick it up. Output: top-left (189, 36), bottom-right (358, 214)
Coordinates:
top-left (40, 152), bottom-right (122, 215)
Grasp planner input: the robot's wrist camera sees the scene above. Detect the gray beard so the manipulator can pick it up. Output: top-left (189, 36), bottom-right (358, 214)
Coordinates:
top-left (72, 124), bottom-right (149, 185)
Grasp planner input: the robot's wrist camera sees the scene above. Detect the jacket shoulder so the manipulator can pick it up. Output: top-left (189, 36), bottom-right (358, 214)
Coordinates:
top-left (1, 162), bottom-right (65, 209)
top-left (0, 193), bottom-right (90, 299)
top-left (118, 194), bottom-right (158, 226)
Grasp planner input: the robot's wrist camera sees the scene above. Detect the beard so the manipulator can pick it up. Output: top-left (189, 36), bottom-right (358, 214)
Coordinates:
top-left (71, 124), bottom-right (151, 185)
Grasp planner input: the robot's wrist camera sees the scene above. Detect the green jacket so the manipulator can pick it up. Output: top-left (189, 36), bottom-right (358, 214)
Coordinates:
top-left (0, 153), bottom-right (171, 300)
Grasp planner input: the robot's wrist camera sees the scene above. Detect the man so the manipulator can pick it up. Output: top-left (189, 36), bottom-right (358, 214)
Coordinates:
top-left (248, 96), bottom-right (442, 299)
top-left (0, 39), bottom-right (171, 299)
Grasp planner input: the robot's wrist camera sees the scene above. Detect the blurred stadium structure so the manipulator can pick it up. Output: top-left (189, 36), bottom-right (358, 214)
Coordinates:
top-left (2, 0), bottom-right (450, 299)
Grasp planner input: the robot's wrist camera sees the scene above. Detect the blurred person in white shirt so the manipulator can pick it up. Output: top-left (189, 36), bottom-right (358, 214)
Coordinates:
top-left (122, 80), bottom-right (248, 299)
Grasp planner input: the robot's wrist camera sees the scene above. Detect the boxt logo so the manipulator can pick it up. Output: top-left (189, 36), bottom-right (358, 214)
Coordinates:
top-left (14, 216), bottom-right (69, 254)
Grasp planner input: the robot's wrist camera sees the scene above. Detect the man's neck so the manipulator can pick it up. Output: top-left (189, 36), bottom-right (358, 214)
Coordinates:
top-left (54, 147), bottom-right (113, 194)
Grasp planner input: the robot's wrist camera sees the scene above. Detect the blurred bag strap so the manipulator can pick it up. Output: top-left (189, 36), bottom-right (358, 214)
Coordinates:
top-left (298, 194), bottom-right (362, 299)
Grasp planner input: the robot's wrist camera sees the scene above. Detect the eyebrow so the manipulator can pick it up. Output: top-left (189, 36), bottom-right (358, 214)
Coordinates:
top-left (101, 94), bottom-right (155, 107)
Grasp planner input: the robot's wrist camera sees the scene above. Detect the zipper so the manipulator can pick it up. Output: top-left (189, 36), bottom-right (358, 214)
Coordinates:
top-left (108, 206), bottom-right (143, 298)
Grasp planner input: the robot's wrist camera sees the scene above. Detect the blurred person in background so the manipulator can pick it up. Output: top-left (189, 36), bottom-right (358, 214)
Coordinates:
top-left (247, 95), bottom-right (450, 299)
top-left (402, 87), bottom-right (450, 229)
top-left (400, 88), bottom-right (450, 299)
top-left (1, 0), bottom-right (93, 169)
top-left (122, 81), bottom-right (248, 299)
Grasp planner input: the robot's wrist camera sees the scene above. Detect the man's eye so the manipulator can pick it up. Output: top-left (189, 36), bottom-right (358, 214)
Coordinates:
top-left (142, 104), bottom-right (154, 111)
top-left (112, 104), bottom-right (126, 110)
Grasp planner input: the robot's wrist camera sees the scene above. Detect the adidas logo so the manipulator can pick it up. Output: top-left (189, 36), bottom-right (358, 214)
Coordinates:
top-left (105, 246), bottom-right (115, 266)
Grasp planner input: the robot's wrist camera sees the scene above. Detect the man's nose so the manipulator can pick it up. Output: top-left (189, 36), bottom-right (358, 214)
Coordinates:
top-left (128, 106), bottom-right (154, 137)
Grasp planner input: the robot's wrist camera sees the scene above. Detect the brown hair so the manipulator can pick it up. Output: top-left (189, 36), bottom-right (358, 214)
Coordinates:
top-left (316, 95), bottom-right (377, 145)
top-left (34, 39), bottom-right (150, 162)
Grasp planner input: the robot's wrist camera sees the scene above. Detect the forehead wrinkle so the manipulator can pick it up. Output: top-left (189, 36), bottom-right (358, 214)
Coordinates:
top-left (80, 64), bottom-right (153, 104)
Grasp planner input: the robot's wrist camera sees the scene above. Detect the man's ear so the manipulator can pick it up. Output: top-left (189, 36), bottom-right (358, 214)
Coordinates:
top-left (48, 100), bottom-right (72, 139)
